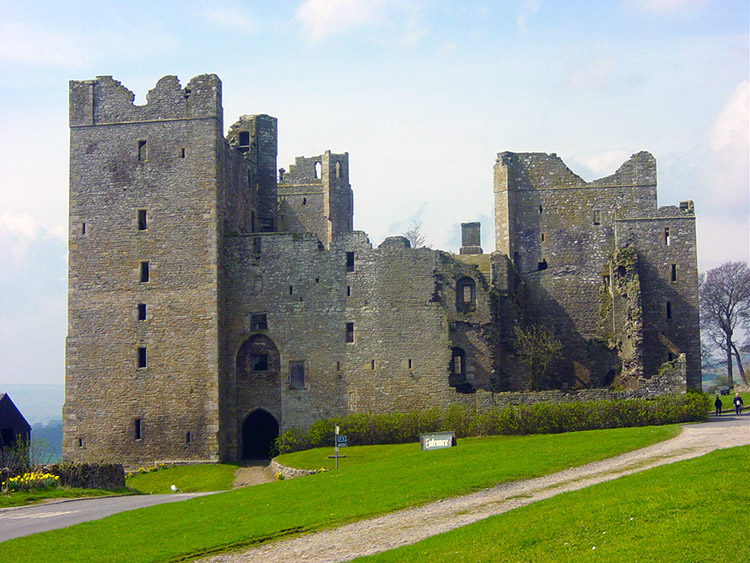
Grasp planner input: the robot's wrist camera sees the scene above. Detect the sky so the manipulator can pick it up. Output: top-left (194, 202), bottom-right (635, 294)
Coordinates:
top-left (0, 0), bottom-right (748, 386)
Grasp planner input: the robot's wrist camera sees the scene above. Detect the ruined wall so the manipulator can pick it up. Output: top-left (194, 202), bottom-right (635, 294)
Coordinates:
top-left (65, 75), bottom-right (225, 465)
top-left (220, 231), bottom-right (496, 458)
top-left (493, 151), bottom-right (661, 386)
top-left (614, 203), bottom-right (701, 389)
top-left (278, 151), bottom-right (353, 246)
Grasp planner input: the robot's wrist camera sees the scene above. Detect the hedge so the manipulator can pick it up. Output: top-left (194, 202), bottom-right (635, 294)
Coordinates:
top-left (276, 393), bottom-right (709, 454)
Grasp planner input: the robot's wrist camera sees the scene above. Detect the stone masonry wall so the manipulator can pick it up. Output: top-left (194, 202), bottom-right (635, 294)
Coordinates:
top-left (65, 75), bottom-right (225, 465)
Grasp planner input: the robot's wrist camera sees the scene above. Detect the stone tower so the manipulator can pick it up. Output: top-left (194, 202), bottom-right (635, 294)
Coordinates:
top-left (278, 151), bottom-right (353, 246)
top-left (63, 75), bottom-right (272, 464)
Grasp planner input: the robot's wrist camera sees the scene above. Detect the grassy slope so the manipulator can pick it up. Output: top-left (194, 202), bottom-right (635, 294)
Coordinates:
top-left (126, 464), bottom-right (238, 494)
top-left (0, 425), bottom-right (678, 563)
top-left (356, 445), bottom-right (750, 563)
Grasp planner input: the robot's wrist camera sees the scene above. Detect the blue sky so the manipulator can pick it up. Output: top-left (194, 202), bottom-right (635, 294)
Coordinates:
top-left (0, 0), bottom-right (748, 385)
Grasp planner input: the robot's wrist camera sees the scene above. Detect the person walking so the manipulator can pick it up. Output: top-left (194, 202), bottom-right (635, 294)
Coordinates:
top-left (714, 395), bottom-right (723, 416)
top-left (732, 393), bottom-right (743, 415)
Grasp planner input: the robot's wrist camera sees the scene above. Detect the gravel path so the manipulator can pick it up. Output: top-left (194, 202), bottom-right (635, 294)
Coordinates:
top-left (206, 415), bottom-right (749, 563)
top-left (233, 461), bottom-right (274, 488)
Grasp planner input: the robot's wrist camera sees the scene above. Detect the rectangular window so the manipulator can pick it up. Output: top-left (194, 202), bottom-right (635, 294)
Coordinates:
top-left (137, 303), bottom-right (147, 321)
top-left (593, 210), bottom-right (601, 225)
top-left (138, 209), bottom-right (147, 230)
top-left (346, 322), bottom-right (354, 343)
top-left (664, 227), bottom-right (671, 246)
top-left (140, 261), bottom-right (150, 283)
top-left (137, 346), bottom-right (147, 368)
top-left (251, 313), bottom-right (268, 331)
top-left (289, 361), bottom-right (305, 389)
top-left (666, 301), bottom-right (672, 320)
top-left (134, 419), bottom-right (143, 440)
top-left (671, 264), bottom-right (677, 282)
top-left (137, 140), bottom-right (147, 161)
top-left (346, 252), bottom-right (355, 272)
top-left (667, 353), bottom-right (675, 362)
top-left (252, 354), bottom-right (269, 371)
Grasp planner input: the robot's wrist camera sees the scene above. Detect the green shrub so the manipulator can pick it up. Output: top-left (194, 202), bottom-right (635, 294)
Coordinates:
top-left (275, 393), bottom-right (709, 454)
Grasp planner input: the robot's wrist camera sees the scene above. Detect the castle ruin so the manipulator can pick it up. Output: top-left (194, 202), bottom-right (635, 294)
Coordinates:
top-left (63, 74), bottom-right (700, 465)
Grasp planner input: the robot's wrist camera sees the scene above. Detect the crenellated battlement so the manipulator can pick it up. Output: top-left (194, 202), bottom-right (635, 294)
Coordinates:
top-left (69, 74), bottom-right (223, 127)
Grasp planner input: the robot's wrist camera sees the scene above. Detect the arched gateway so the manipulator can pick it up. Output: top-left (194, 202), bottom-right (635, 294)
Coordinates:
top-left (241, 409), bottom-right (279, 459)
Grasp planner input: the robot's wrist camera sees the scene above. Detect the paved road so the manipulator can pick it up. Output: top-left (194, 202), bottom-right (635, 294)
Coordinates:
top-left (0, 492), bottom-right (215, 542)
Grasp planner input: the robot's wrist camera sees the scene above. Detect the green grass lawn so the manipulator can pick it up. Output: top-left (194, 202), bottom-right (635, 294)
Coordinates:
top-left (0, 425), bottom-right (678, 562)
top-left (354, 444), bottom-right (750, 563)
top-left (126, 463), bottom-right (238, 494)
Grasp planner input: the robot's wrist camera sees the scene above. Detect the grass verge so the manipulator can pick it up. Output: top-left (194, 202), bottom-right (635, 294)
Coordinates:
top-left (0, 425), bottom-right (679, 562)
top-left (0, 488), bottom-right (131, 509)
top-left (354, 444), bottom-right (750, 562)
top-left (126, 463), bottom-right (238, 494)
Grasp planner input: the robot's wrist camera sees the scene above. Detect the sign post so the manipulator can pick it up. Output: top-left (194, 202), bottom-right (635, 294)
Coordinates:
top-left (334, 425), bottom-right (339, 469)
top-left (332, 425), bottom-right (348, 469)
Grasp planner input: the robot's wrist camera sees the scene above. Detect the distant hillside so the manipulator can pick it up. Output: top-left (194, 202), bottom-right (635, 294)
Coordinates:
top-left (1, 384), bottom-right (64, 424)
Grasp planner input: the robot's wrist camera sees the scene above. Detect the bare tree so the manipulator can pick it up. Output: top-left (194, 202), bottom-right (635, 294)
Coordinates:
top-left (700, 261), bottom-right (750, 386)
top-left (403, 219), bottom-right (430, 248)
top-left (514, 324), bottom-right (563, 391)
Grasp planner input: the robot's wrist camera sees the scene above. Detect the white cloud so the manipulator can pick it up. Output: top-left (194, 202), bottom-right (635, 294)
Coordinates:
top-left (569, 149), bottom-right (633, 181)
top-left (623, 0), bottom-right (708, 15)
top-left (0, 213), bottom-right (65, 263)
top-left (0, 21), bottom-right (86, 67)
top-left (517, 0), bottom-right (542, 34)
top-left (711, 79), bottom-right (749, 152)
top-left (296, 0), bottom-right (387, 42)
top-left (196, 2), bottom-right (258, 32)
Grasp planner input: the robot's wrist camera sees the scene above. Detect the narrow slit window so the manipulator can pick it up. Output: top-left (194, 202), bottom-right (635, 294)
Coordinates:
top-left (538, 205), bottom-right (543, 214)
top-left (140, 261), bottom-right (150, 282)
top-left (78, 438), bottom-right (84, 448)
top-left (336, 361), bottom-right (342, 371)
top-left (314, 161), bottom-right (322, 179)
top-left (593, 210), bottom-right (601, 225)
top-left (137, 303), bottom-right (147, 321)
top-left (138, 209), bottom-right (147, 230)
top-left (137, 140), bottom-right (147, 161)
top-left (289, 361), bottom-right (305, 389)
top-left (664, 227), bottom-right (671, 246)
top-left (666, 301), bottom-right (672, 320)
top-left (671, 264), bottom-right (677, 282)
top-left (336, 161), bottom-right (342, 179)
top-left (541, 232), bottom-right (545, 242)
top-left (82, 222), bottom-right (86, 235)
top-left (346, 322), bottom-right (354, 343)
top-left (370, 359), bottom-right (376, 370)
top-left (134, 419), bottom-right (143, 440)
top-left (180, 147), bottom-right (186, 158)
top-left (289, 285), bottom-right (294, 295)
top-left (186, 431), bottom-right (192, 444)
top-left (346, 252), bottom-right (355, 272)
top-left (302, 197), bottom-right (307, 205)
top-left (137, 346), bottom-right (147, 368)
top-left (408, 359), bottom-right (413, 370)
top-left (346, 286), bottom-right (351, 297)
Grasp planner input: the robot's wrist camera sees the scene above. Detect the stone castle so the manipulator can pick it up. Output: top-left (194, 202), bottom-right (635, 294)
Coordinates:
top-left (63, 74), bottom-right (701, 465)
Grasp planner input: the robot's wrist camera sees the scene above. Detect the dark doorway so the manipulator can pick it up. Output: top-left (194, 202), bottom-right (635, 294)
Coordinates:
top-left (242, 410), bottom-right (279, 459)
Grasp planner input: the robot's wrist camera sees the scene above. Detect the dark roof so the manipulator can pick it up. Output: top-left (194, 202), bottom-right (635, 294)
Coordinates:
top-left (0, 393), bottom-right (32, 433)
